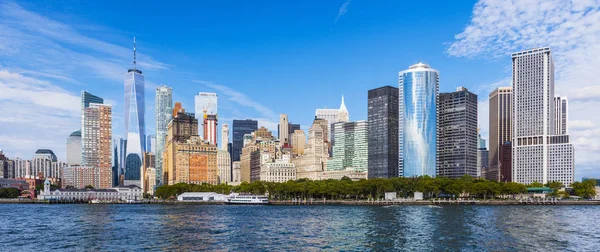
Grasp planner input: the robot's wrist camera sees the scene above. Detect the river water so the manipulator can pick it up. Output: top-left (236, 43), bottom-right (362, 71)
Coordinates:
top-left (0, 204), bottom-right (598, 251)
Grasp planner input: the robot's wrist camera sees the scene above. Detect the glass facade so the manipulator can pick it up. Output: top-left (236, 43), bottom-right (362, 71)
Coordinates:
top-left (232, 119), bottom-right (258, 162)
top-left (398, 63), bottom-right (438, 177)
top-left (367, 86), bottom-right (399, 178)
top-left (124, 69), bottom-right (145, 182)
top-left (327, 121), bottom-right (368, 172)
top-left (155, 85), bottom-right (172, 186)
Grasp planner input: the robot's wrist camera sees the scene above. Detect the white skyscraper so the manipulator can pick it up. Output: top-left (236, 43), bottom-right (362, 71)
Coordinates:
top-left (124, 38), bottom-right (145, 185)
top-left (221, 124), bottom-right (229, 151)
top-left (554, 96), bottom-right (568, 135)
top-left (155, 85), bottom-right (172, 186)
top-left (512, 47), bottom-right (574, 186)
top-left (315, 95), bottom-right (350, 142)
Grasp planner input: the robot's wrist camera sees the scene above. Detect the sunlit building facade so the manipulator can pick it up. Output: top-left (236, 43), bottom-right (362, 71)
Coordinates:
top-left (398, 62), bottom-right (438, 177)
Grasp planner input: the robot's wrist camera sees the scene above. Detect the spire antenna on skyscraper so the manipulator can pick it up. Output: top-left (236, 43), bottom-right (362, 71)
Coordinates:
top-left (133, 37), bottom-right (137, 70)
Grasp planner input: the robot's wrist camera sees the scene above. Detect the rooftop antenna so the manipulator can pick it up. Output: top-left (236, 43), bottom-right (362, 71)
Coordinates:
top-left (133, 37), bottom-right (137, 70)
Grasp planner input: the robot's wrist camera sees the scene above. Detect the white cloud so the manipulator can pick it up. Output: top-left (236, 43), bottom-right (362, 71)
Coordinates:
top-left (0, 69), bottom-right (80, 160)
top-left (334, 0), bottom-right (351, 23)
top-left (193, 80), bottom-right (277, 120)
top-left (448, 0), bottom-right (600, 176)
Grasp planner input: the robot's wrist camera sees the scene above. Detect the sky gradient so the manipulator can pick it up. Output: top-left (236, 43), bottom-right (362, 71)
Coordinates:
top-left (0, 0), bottom-right (599, 179)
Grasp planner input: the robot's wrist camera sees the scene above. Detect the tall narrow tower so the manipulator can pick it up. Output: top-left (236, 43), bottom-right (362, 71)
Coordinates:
top-left (124, 37), bottom-right (145, 185)
top-left (398, 62), bottom-right (439, 178)
top-left (221, 124), bottom-right (229, 151)
top-left (278, 114), bottom-right (289, 146)
top-left (155, 85), bottom-right (172, 186)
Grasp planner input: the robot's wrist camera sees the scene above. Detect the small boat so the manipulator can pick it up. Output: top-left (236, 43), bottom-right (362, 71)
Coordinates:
top-left (226, 193), bottom-right (269, 205)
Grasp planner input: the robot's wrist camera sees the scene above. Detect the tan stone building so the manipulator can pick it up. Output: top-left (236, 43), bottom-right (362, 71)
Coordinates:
top-left (291, 129), bottom-right (306, 155)
top-left (163, 106), bottom-right (217, 185)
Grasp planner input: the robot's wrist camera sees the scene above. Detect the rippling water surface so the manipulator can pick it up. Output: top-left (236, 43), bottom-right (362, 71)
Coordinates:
top-left (1, 204), bottom-right (599, 251)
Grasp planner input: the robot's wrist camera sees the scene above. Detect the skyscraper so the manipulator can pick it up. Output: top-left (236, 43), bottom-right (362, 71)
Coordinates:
top-left (512, 47), bottom-right (574, 186)
top-left (476, 131), bottom-right (489, 178)
top-left (488, 87), bottom-right (512, 182)
top-left (554, 96), bottom-right (568, 135)
top-left (83, 103), bottom-right (112, 188)
top-left (146, 135), bottom-right (156, 154)
top-left (278, 114), bottom-right (289, 146)
top-left (315, 95), bottom-right (349, 142)
top-left (124, 38), bottom-right (145, 185)
top-left (327, 121), bottom-right (368, 172)
top-left (67, 130), bottom-right (82, 166)
top-left (221, 124), bottom-right (229, 151)
top-left (232, 119), bottom-right (258, 162)
top-left (398, 62), bottom-right (438, 177)
top-left (155, 85), bottom-right (172, 186)
top-left (80, 91), bottom-right (103, 165)
top-left (367, 86), bottom-right (399, 179)
top-left (195, 92), bottom-right (218, 142)
top-left (112, 141), bottom-right (119, 187)
top-left (436, 87), bottom-right (478, 178)
top-left (291, 129), bottom-right (306, 155)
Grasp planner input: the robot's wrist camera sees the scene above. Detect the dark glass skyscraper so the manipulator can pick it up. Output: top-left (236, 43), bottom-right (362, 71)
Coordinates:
top-left (367, 86), bottom-right (399, 178)
top-left (436, 87), bottom-right (478, 178)
top-left (232, 119), bottom-right (258, 162)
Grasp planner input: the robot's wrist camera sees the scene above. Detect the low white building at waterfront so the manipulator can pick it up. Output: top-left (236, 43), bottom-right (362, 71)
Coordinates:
top-left (38, 179), bottom-right (142, 202)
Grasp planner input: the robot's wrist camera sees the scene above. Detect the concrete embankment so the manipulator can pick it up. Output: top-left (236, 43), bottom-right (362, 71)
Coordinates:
top-left (270, 199), bottom-right (600, 206)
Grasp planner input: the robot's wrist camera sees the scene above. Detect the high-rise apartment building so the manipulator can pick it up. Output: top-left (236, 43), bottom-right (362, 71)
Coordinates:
top-left (124, 38), bottom-right (146, 185)
top-left (367, 86), bottom-right (399, 179)
top-left (67, 130), bottom-right (82, 166)
top-left (554, 96), bottom-right (568, 135)
top-left (155, 85), bottom-right (173, 186)
top-left (203, 114), bottom-right (218, 146)
top-left (398, 62), bottom-right (438, 177)
top-left (61, 166), bottom-right (98, 189)
top-left (278, 114), bottom-right (289, 146)
top-left (512, 47), bottom-right (574, 186)
top-left (83, 103), bottom-right (113, 188)
top-left (232, 119), bottom-right (258, 162)
top-left (80, 91), bottom-right (103, 166)
top-left (327, 121), bottom-right (368, 172)
top-left (31, 149), bottom-right (65, 179)
top-left (437, 87), bottom-right (478, 178)
top-left (488, 87), bottom-right (512, 182)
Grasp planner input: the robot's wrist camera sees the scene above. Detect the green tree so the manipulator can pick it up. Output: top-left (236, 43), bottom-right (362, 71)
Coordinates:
top-left (572, 180), bottom-right (597, 199)
top-left (0, 188), bottom-right (21, 198)
top-left (528, 181), bottom-right (544, 187)
top-left (546, 181), bottom-right (564, 197)
top-left (85, 185), bottom-right (95, 189)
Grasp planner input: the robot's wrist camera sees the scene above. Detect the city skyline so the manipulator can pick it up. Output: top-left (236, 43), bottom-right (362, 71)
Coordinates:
top-left (0, 1), bottom-right (598, 179)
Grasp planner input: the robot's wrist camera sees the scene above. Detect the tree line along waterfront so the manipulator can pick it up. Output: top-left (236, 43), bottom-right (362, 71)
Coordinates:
top-left (154, 176), bottom-right (598, 200)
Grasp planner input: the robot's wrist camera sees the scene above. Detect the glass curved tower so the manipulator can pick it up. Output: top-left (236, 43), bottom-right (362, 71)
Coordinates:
top-left (124, 38), bottom-right (145, 184)
top-left (398, 62), bottom-right (438, 177)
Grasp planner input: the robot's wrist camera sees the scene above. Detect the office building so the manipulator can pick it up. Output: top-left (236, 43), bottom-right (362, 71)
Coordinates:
top-left (327, 121), bottom-right (368, 172)
top-left (488, 87), bottom-right (512, 181)
top-left (500, 142), bottom-right (512, 182)
top-left (260, 155), bottom-right (296, 182)
top-left (67, 130), bottom-right (82, 166)
top-left (217, 150), bottom-right (231, 184)
top-left (288, 123), bottom-right (300, 144)
top-left (124, 38), bottom-right (146, 185)
top-left (278, 114), bottom-right (289, 146)
top-left (476, 131), bottom-right (489, 178)
top-left (146, 135), bottom-right (156, 154)
top-left (367, 86), bottom-right (399, 178)
top-left (232, 119), bottom-right (258, 162)
top-left (112, 142), bottom-right (119, 187)
top-left (155, 85), bottom-right (173, 186)
top-left (512, 47), bottom-right (574, 186)
top-left (291, 130), bottom-right (306, 155)
top-left (398, 62), bottom-right (438, 177)
top-left (315, 95), bottom-right (349, 142)
top-left (437, 87), bottom-right (478, 178)
top-left (554, 96), bottom-right (568, 135)
top-left (221, 124), bottom-right (230, 151)
top-left (82, 103), bottom-right (113, 188)
top-left (141, 152), bottom-right (156, 195)
top-left (232, 161), bottom-right (241, 184)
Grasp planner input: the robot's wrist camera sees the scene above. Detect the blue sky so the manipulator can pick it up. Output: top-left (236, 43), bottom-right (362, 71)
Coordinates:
top-left (1, 0), bottom-right (599, 179)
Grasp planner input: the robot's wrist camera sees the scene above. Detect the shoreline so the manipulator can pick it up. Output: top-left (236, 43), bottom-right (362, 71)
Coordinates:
top-left (2, 199), bottom-right (599, 205)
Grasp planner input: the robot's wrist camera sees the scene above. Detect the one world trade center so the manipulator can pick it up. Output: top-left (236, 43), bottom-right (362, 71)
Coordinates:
top-left (123, 37), bottom-right (145, 185)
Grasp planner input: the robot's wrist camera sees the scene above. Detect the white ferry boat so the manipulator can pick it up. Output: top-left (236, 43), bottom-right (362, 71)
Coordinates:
top-left (226, 193), bottom-right (270, 205)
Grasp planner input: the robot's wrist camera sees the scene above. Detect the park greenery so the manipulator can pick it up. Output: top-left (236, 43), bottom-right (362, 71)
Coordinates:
top-left (155, 176), bottom-right (597, 200)
top-left (0, 188), bottom-right (21, 198)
